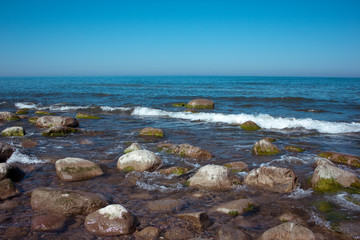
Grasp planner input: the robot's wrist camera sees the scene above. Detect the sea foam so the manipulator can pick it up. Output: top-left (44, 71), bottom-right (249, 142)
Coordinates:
top-left (6, 150), bottom-right (43, 164)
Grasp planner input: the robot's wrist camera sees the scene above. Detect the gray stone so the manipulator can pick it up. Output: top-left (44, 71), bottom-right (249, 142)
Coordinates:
top-left (36, 116), bottom-right (79, 128)
top-left (55, 157), bottom-right (103, 181)
top-left (187, 165), bottom-right (233, 190)
top-left (117, 150), bottom-right (162, 172)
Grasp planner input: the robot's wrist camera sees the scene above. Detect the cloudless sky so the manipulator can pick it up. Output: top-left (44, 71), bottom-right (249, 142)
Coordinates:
top-left (1, 0), bottom-right (360, 77)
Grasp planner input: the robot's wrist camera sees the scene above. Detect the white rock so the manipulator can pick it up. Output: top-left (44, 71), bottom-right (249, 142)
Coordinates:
top-left (117, 150), bottom-right (162, 172)
top-left (0, 163), bottom-right (9, 180)
top-left (98, 204), bottom-right (129, 219)
top-left (188, 165), bottom-right (232, 190)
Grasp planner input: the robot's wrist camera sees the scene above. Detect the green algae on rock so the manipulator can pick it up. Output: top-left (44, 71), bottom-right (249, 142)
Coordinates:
top-left (42, 126), bottom-right (80, 137)
top-left (252, 138), bottom-right (281, 155)
top-left (0, 112), bottom-right (21, 122)
top-left (124, 142), bottom-right (142, 154)
top-left (1, 127), bottom-right (26, 137)
top-left (35, 110), bottom-right (53, 115)
top-left (16, 109), bottom-right (28, 115)
top-left (75, 112), bottom-right (100, 119)
top-left (158, 166), bottom-right (189, 176)
top-left (318, 151), bottom-right (360, 168)
top-left (158, 143), bottom-right (212, 160)
top-left (55, 157), bottom-right (103, 181)
top-left (172, 102), bottom-right (186, 107)
top-left (284, 145), bottom-right (305, 153)
top-left (139, 127), bottom-right (164, 138)
top-left (240, 121), bottom-right (261, 131)
top-left (28, 117), bottom-right (39, 124)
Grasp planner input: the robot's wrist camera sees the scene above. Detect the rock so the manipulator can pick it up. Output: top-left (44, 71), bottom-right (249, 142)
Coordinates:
top-left (117, 150), bottom-right (162, 172)
top-left (164, 227), bottom-right (194, 240)
top-left (31, 215), bottom-right (67, 232)
top-left (0, 163), bottom-right (9, 180)
top-left (36, 116), bottom-right (79, 128)
top-left (6, 165), bottom-right (25, 182)
top-left (134, 226), bottom-right (160, 240)
top-left (0, 200), bottom-right (18, 210)
top-left (223, 161), bottom-right (248, 172)
top-left (55, 157), bottom-right (103, 181)
top-left (0, 142), bottom-right (15, 162)
top-left (176, 212), bottom-right (212, 231)
top-left (1, 126), bottom-right (26, 137)
top-left (158, 166), bottom-right (190, 175)
top-left (0, 178), bottom-right (20, 200)
top-left (28, 116), bottom-right (39, 123)
top-left (124, 143), bottom-right (142, 154)
top-left (76, 112), bottom-right (100, 119)
top-left (218, 225), bottom-right (251, 240)
top-left (172, 102), bottom-right (187, 107)
top-left (240, 121), bottom-right (261, 131)
top-left (158, 143), bottom-right (212, 160)
top-left (209, 198), bottom-right (256, 216)
top-left (146, 198), bottom-right (184, 213)
top-left (84, 204), bottom-right (136, 236)
top-left (311, 161), bottom-right (360, 193)
top-left (187, 165), bottom-right (233, 190)
top-left (278, 213), bottom-right (306, 226)
top-left (35, 110), bottom-right (53, 115)
top-left (284, 145), bottom-right (305, 153)
top-left (0, 112), bottom-right (20, 121)
top-left (232, 216), bottom-right (259, 229)
top-left (186, 99), bottom-right (215, 109)
top-left (16, 109), bottom-right (28, 115)
top-left (20, 140), bottom-right (38, 148)
top-left (318, 151), bottom-right (360, 168)
top-left (42, 126), bottom-right (81, 136)
top-left (252, 139), bottom-right (281, 155)
top-left (258, 222), bottom-right (315, 240)
top-left (140, 127), bottom-right (164, 138)
top-left (244, 166), bottom-right (298, 193)
top-left (31, 187), bottom-right (108, 216)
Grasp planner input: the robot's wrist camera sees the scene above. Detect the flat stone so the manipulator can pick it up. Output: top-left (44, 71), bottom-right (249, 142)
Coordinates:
top-left (218, 225), bottom-right (251, 240)
top-left (164, 227), bottom-right (194, 240)
top-left (31, 215), bottom-right (67, 232)
top-left (20, 140), bottom-right (38, 148)
top-left (158, 166), bottom-right (190, 175)
top-left (284, 145), bottom-right (305, 153)
top-left (55, 157), bottom-right (103, 181)
top-left (146, 198), bottom-right (184, 213)
top-left (209, 198), bottom-right (256, 216)
top-left (158, 143), bottom-right (212, 160)
top-left (76, 112), bottom-right (100, 119)
top-left (186, 99), bottom-right (215, 109)
top-left (318, 151), bottom-right (360, 168)
top-left (140, 127), bottom-right (164, 138)
top-left (176, 212), bottom-right (212, 230)
top-left (223, 161), bottom-right (248, 172)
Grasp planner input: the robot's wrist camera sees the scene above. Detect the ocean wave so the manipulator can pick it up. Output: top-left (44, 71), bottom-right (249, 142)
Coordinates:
top-left (15, 102), bottom-right (40, 109)
top-left (131, 107), bottom-right (360, 134)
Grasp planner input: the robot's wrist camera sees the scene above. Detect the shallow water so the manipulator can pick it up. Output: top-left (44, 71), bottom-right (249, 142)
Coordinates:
top-left (0, 76), bottom-right (360, 239)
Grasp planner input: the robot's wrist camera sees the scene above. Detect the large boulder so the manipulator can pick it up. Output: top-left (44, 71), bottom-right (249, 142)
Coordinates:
top-left (55, 157), bottom-right (103, 181)
top-left (0, 112), bottom-right (20, 122)
top-left (0, 142), bottom-right (15, 163)
top-left (240, 121), bottom-right (261, 131)
top-left (244, 166), bottom-right (298, 193)
top-left (1, 127), bottom-right (26, 137)
top-left (84, 204), bottom-right (136, 236)
top-left (140, 127), bottom-right (164, 138)
top-left (318, 151), bottom-right (360, 168)
top-left (117, 150), bottom-right (162, 172)
top-left (0, 163), bottom-right (9, 180)
top-left (36, 116), bottom-right (79, 128)
top-left (0, 178), bottom-right (20, 200)
top-left (186, 99), bottom-right (215, 109)
top-left (31, 187), bottom-right (108, 216)
top-left (258, 222), bottom-right (315, 240)
top-left (209, 198), bottom-right (256, 216)
top-left (158, 143), bottom-right (212, 160)
top-left (252, 139), bottom-right (281, 155)
top-left (42, 126), bottom-right (80, 136)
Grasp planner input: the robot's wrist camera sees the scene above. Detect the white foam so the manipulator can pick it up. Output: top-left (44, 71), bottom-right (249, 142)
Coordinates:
top-left (100, 106), bottom-right (131, 111)
top-left (309, 210), bottom-right (330, 228)
top-left (287, 188), bottom-right (313, 199)
top-left (263, 154), bottom-right (315, 166)
top-left (98, 204), bottom-right (128, 219)
top-left (136, 181), bottom-right (184, 192)
top-left (49, 105), bottom-right (90, 111)
top-left (131, 107), bottom-right (360, 134)
top-left (334, 193), bottom-right (360, 211)
top-left (6, 150), bottom-right (43, 164)
top-left (15, 102), bottom-right (39, 109)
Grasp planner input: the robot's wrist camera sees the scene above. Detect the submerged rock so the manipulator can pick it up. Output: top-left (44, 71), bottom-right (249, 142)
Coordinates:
top-left (16, 109), bottom-right (28, 115)
top-left (146, 198), bottom-right (184, 213)
top-left (223, 161), bottom-right (248, 172)
top-left (42, 126), bottom-right (81, 137)
top-left (0, 178), bottom-right (20, 200)
top-left (36, 116), bottom-right (79, 128)
top-left (31, 187), bottom-right (108, 216)
top-left (218, 225), bottom-right (251, 240)
top-left (31, 215), bottom-right (67, 232)
top-left (0, 142), bottom-right (14, 163)
top-left (158, 143), bottom-right (212, 160)
top-left (252, 139), bottom-right (281, 155)
top-left (172, 102), bottom-right (187, 107)
top-left (55, 157), bottom-right (103, 181)
top-left (209, 198), bottom-right (256, 216)
top-left (84, 204), bottom-right (136, 236)
top-left (284, 145), bottom-right (305, 153)
top-left (124, 142), bottom-right (142, 154)
top-left (0, 112), bottom-right (20, 122)
top-left (258, 222), bottom-right (315, 240)
top-left (176, 212), bottom-right (212, 231)
top-left (1, 127), bottom-right (26, 137)
top-left (140, 127), bottom-right (164, 138)
top-left (76, 112), bottom-right (100, 119)
top-left (117, 150), bottom-right (162, 172)
top-left (158, 166), bottom-right (190, 176)
top-left (240, 121), bottom-right (261, 131)
top-left (134, 226), bottom-right (160, 240)
top-left (0, 163), bottom-right (9, 180)
top-left (244, 166), bottom-right (298, 193)
top-left (164, 227), bottom-right (194, 240)
top-left (186, 99), bottom-right (215, 109)
top-left (28, 117), bottom-right (39, 124)
top-left (318, 151), bottom-right (360, 168)
top-left (35, 110), bottom-right (53, 115)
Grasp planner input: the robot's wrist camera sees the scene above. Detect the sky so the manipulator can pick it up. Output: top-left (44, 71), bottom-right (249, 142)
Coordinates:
top-left (0, 0), bottom-right (360, 77)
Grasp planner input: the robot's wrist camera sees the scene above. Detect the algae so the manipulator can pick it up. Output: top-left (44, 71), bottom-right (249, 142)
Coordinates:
top-left (228, 211), bottom-right (239, 217)
top-left (172, 102), bottom-right (186, 107)
top-left (16, 109), bottom-right (28, 115)
top-left (35, 111), bottom-right (53, 115)
top-left (122, 166), bottom-right (135, 173)
top-left (76, 113), bottom-right (100, 119)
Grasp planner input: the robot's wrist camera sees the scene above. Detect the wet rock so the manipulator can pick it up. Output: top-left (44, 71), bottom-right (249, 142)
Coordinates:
top-left (79, 139), bottom-right (93, 145)
top-left (252, 139), bottom-right (281, 155)
top-left (244, 166), bottom-right (298, 193)
top-left (232, 216), bottom-right (259, 229)
top-left (158, 143), bottom-right (212, 160)
top-left (0, 178), bottom-right (20, 200)
top-left (240, 121), bottom-right (261, 131)
top-left (146, 198), bottom-right (184, 213)
top-left (36, 116), bottom-right (79, 128)
top-left (209, 198), bottom-right (256, 216)
top-left (187, 165), bottom-right (234, 190)
top-left (28, 116), bottom-right (39, 124)
top-left (176, 212), bottom-right (212, 231)
top-left (42, 126), bottom-right (81, 136)
top-left (318, 151), bottom-right (360, 168)
top-left (258, 222), bottom-right (315, 240)
top-left (218, 225), bottom-right (251, 240)
top-left (75, 112), bottom-right (100, 119)
top-left (134, 226), bottom-right (160, 240)
top-left (4, 226), bottom-right (28, 240)
top-left (35, 110), bottom-right (53, 115)
top-left (31, 187), bottom-right (108, 216)
top-left (0, 142), bottom-right (15, 162)
top-left (20, 140), bottom-right (38, 148)
top-left (278, 213), bottom-right (306, 226)
top-left (55, 157), bottom-right (103, 181)
top-left (0, 200), bottom-right (18, 210)
top-left (338, 221), bottom-right (360, 239)
top-left (140, 127), bottom-right (164, 138)
top-left (31, 214), bottom-right (67, 232)
top-left (84, 204), bottom-right (136, 236)
top-left (164, 227), bottom-right (194, 240)
top-left (284, 145), bottom-right (305, 153)
top-left (186, 99), bottom-right (215, 109)
top-left (117, 150), bottom-right (162, 172)
top-left (223, 161), bottom-right (248, 172)
top-left (1, 127), bottom-right (26, 137)
top-left (0, 111), bottom-right (21, 122)
top-left (158, 166), bottom-right (190, 176)
top-left (172, 102), bottom-right (187, 107)
top-left (0, 163), bottom-right (9, 180)
top-left (124, 142), bottom-right (142, 154)
top-left (16, 109), bottom-right (28, 115)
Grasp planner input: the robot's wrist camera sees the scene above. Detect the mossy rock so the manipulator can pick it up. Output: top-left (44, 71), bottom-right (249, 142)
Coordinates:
top-left (6, 115), bottom-right (21, 121)
top-left (35, 111), bottom-right (53, 115)
top-left (313, 177), bottom-right (360, 194)
top-left (122, 166), bottom-right (135, 173)
top-left (318, 152), bottom-right (360, 168)
top-left (284, 145), bottom-right (305, 153)
top-left (314, 200), bottom-right (335, 213)
top-left (75, 112), bottom-right (100, 119)
top-left (186, 99), bottom-right (215, 109)
top-left (1, 127), bottom-right (26, 137)
top-left (158, 166), bottom-right (189, 176)
top-left (252, 139), bottom-right (281, 155)
top-left (140, 127), bottom-right (164, 138)
top-left (172, 102), bottom-right (186, 107)
top-left (42, 127), bottom-right (80, 137)
top-left (240, 121), bottom-right (261, 131)
top-left (28, 117), bottom-right (39, 124)
top-left (16, 109), bottom-right (28, 115)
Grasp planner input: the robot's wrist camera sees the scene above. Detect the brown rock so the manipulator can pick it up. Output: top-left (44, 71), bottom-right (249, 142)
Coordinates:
top-left (278, 213), bottom-right (306, 226)
top-left (164, 227), bottom-right (194, 240)
top-left (159, 143), bottom-right (212, 160)
top-left (158, 166), bottom-right (190, 175)
top-left (140, 127), bottom-right (164, 138)
top-left (36, 116), bottom-right (79, 128)
top-left (176, 212), bottom-right (212, 231)
top-left (135, 226), bottom-right (160, 240)
top-left (244, 166), bottom-right (298, 193)
top-left (218, 225), bottom-right (252, 240)
top-left (0, 142), bottom-right (15, 163)
top-left (0, 178), bottom-right (20, 200)
top-left (209, 198), bottom-right (256, 216)
top-left (20, 140), bottom-right (38, 148)
top-left (0, 163), bottom-right (9, 180)
top-left (186, 99), bottom-right (215, 109)
top-left (0, 200), bottom-right (18, 210)
top-left (318, 151), bottom-right (360, 168)
top-left (31, 215), bottom-right (67, 232)
top-left (252, 139), bottom-right (281, 155)
top-left (223, 161), bottom-right (248, 172)
top-left (55, 157), bottom-right (103, 181)
top-left (258, 222), bottom-right (315, 240)
top-left (146, 198), bottom-right (184, 213)
top-left (284, 145), bottom-right (305, 153)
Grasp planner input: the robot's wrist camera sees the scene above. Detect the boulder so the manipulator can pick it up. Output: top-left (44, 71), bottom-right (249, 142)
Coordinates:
top-left (0, 112), bottom-right (20, 122)
top-left (252, 139), bottom-right (281, 155)
top-left (84, 204), bottom-right (136, 236)
top-left (0, 142), bottom-right (15, 162)
top-left (0, 163), bottom-right (9, 180)
top-left (124, 143), bottom-right (142, 154)
top-left (164, 227), bottom-right (194, 240)
top-left (134, 226), bottom-right (160, 240)
top-left (244, 166), bottom-right (298, 193)
top-left (117, 150), bottom-right (162, 172)
top-left (223, 161), bottom-right (248, 172)
top-left (318, 151), bottom-right (360, 168)
top-left (186, 99), bottom-right (215, 109)
top-left (218, 225), bottom-right (251, 240)
top-left (158, 166), bottom-right (190, 176)
top-left (31, 215), bottom-right (67, 232)
top-left (187, 165), bottom-right (233, 190)
top-left (1, 127), bottom-right (26, 137)
top-left (76, 112), bottom-right (100, 119)
top-left (140, 127), bottom-right (164, 138)
top-left (158, 143), bottom-right (212, 160)
top-left (55, 157), bottom-right (103, 181)
top-left (209, 198), bottom-right (256, 216)
top-left (240, 121), bottom-right (261, 131)
top-left (31, 187), bottom-right (108, 216)
top-left (146, 198), bottom-right (184, 213)
top-left (176, 212), bottom-right (212, 231)
top-left (42, 126), bottom-right (81, 136)
top-left (16, 109), bottom-right (28, 115)
top-left (258, 222), bottom-right (315, 240)
top-left (28, 117), bottom-right (39, 124)
top-left (0, 178), bottom-right (20, 200)
top-left (36, 116), bottom-right (79, 128)
top-left (284, 145), bottom-right (305, 153)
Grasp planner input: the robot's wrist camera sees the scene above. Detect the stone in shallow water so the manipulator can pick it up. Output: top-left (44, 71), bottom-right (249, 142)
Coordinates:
top-left (0, 178), bottom-right (20, 200)
top-left (1, 127), bottom-right (25, 137)
top-left (187, 165), bottom-right (232, 190)
top-left (186, 99), bottom-right (215, 109)
top-left (209, 198), bottom-right (256, 216)
top-left (252, 138), bottom-right (281, 155)
top-left (284, 145), bottom-right (305, 153)
top-left (55, 157), bottom-right (103, 181)
top-left (158, 143), bottom-right (212, 160)
top-left (240, 120), bottom-right (261, 131)
top-left (146, 198), bottom-right (184, 213)
top-left (124, 142), bottom-right (142, 154)
top-left (318, 151), bottom-right (360, 168)
top-left (164, 227), bottom-right (194, 240)
top-left (134, 226), bottom-right (160, 240)
top-left (76, 112), bottom-right (100, 119)
top-left (0, 142), bottom-right (15, 163)
top-left (218, 225), bottom-right (251, 240)
top-left (140, 127), bottom-right (164, 137)
top-left (176, 212), bottom-right (212, 231)
top-left (223, 161), bottom-right (248, 172)
top-left (36, 116), bottom-right (79, 128)
top-left (42, 126), bottom-right (80, 136)
top-left (117, 150), bottom-right (162, 172)
top-left (31, 214), bottom-right (67, 232)
top-left (0, 163), bottom-right (9, 180)
top-left (0, 112), bottom-right (20, 122)
top-left (258, 222), bottom-right (315, 240)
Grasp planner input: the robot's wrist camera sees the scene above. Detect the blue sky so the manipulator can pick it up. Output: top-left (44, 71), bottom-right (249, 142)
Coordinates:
top-left (1, 0), bottom-right (360, 77)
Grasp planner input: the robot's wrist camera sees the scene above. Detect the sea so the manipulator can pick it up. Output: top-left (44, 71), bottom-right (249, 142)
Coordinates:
top-left (0, 76), bottom-right (360, 239)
